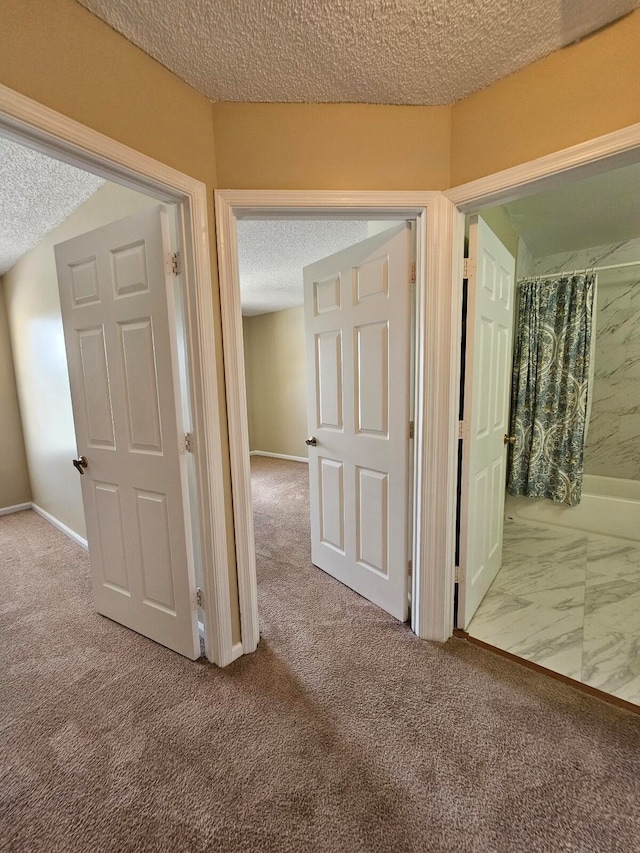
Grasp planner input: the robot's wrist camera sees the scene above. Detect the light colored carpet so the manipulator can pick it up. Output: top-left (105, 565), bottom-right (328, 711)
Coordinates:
top-left (1, 455), bottom-right (639, 852)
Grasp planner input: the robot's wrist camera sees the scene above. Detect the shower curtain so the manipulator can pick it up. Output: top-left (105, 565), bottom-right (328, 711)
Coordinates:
top-left (507, 273), bottom-right (595, 507)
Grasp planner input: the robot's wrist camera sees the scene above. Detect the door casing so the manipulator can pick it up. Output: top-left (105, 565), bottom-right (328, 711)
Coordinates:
top-left (446, 121), bottom-right (640, 631)
top-left (215, 191), bottom-right (460, 649)
top-left (0, 83), bottom-right (237, 667)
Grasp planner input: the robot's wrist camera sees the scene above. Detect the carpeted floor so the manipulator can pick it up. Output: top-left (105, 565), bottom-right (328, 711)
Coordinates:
top-left (1, 455), bottom-right (639, 852)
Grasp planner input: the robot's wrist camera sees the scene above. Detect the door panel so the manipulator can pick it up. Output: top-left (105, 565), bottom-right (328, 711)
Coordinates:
top-left (55, 206), bottom-right (199, 659)
top-left (304, 224), bottom-right (411, 621)
top-left (319, 457), bottom-right (345, 552)
top-left (119, 318), bottom-right (163, 452)
top-left (77, 327), bottom-right (115, 447)
top-left (356, 466), bottom-right (388, 576)
top-left (459, 216), bottom-right (516, 628)
top-left (355, 321), bottom-right (388, 435)
top-left (316, 330), bottom-right (343, 429)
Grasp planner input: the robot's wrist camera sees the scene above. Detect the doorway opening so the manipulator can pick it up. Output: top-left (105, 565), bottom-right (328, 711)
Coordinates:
top-left (0, 90), bottom-right (234, 666)
top-left (235, 216), bottom-right (417, 631)
top-left (457, 158), bottom-right (640, 707)
top-left (215, 190), bottom-right (458, 651)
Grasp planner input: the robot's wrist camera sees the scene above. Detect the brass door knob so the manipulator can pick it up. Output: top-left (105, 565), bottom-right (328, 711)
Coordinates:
top-left (72, 455), bottom-right (88, 474)
top-left (306, 437), bottom-right (317, 447)
top-left (503, 435), bottom-right (516, 445)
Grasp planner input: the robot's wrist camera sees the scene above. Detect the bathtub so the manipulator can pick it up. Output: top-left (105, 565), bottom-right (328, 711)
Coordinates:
top-left (504, 474), bottom-right (640, 543)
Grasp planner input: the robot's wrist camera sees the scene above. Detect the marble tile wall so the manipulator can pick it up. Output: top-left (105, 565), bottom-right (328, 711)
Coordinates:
top-left (530, 239), bottom-right (640, 481)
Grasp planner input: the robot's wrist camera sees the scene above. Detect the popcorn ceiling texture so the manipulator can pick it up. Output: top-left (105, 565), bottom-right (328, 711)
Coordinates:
top-left (0, 140), bottom-right (104, 275)
top-left (237, 219), bottom-right (368, 316)
top-left (77, 0), bottom-right (638, 105)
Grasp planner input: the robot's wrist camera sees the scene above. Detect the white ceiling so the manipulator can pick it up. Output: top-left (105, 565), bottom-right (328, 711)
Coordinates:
top-left (76, 0), bottom-right (638, 105)
top-left (501, 161), bottom-right (640, 257)
top-left (238, 219), bottom-right (369, 315)
top-left (0, 139), bottom-right (104, 276)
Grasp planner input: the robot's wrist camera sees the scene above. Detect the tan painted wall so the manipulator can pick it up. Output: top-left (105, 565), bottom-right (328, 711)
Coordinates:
top-left (0, 0), bottom-right (240, 642)
top-left (212, 103), bottom-right (451, 190)
top-left (0, 0), bottom-right (217, 188)
top-left (242, 317), bottom-right (256, 451)
top-left (3, 183), bottom-right (157, 538)
top-left (243, 308), bottom-right (308, 460)
top-left (451, 10), bottom-right (640, 185)
top-left (0, 278), bottom-right (31, 509)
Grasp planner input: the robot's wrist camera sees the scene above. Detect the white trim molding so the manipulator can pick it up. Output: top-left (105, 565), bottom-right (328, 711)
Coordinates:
top-left (0, 502), bottom-right (32, 517)
top-left (250, 451), bottom-right (309, 464)
top-left (446, 120), bottom-right (640, 629)
top-left (31, 503), bottom-right (89, 550)
top-left (215, 189), bottom-right (459, 644)
top-left (0, 83), bottom-right (235, 667)
top-left (230, 641), bottom-right (244, 662)
top-left (446, 121), bottom-right (640, 212)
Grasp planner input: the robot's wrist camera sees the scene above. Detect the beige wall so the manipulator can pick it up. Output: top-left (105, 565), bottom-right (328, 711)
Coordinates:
top-left (212, 103), bottom-right (451, 190)
top-left (0, 0), bottom-right (218, 188)
top-left (213, 12), bottom-right (640, 193)
top-left (243, 308), bottom-right (308, 459)
top-left (451, 10), bottom-right (640, 185)
top-left (0, 278), bottom-right (31, 509)
top-left (3, 183), bottom-right (157, 538)
top-left (242, 317), bottom-right (256, 450)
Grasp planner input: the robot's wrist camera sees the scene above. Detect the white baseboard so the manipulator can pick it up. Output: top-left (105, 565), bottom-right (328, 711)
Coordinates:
top-left (249, 450), bottom-right (309, 464)
top-left (0, 502), bottom-right (31, 517)
top-left (31, 503), bottom-right (88, 550)
top-left (231, 641), bottom-right (244, 661)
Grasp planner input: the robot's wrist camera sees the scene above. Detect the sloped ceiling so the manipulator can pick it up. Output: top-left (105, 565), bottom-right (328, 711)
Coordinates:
top-left (76, 0), bottom-right (638, 105)
top-left (0, 139), bottom-right (104, 276)
top-left (502, 161), bottom-right (640, 257)
top-left (238, 219), bottom-right (369, 315)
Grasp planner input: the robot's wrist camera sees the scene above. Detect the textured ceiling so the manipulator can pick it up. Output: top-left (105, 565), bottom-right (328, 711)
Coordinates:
top-left (238, 219), bottom-right (369, 315)
top-left (76, 0), bottom-right (638, 105)
top-left (0, 139), bottom-right (104, 276)
top-left (502, 161), bottom-right (640, 257)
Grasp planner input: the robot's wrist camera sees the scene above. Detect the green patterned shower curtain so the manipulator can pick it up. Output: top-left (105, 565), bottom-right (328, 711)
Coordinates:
top-left (507, 273), bottom-right (595, 507)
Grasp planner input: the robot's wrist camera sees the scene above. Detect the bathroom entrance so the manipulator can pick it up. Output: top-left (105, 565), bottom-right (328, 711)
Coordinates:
top-left (458, 160), bottom-right (640, 707)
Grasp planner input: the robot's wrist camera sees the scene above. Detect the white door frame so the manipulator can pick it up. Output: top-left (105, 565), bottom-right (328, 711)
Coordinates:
top-left (0, 83), bottom-right (237, 666)
top-left (217, 123), bottom-right (640, 650)
top-left (446, 121), bottom-right (640, 627)
top-left (215, 190), bottom-right (460, 649)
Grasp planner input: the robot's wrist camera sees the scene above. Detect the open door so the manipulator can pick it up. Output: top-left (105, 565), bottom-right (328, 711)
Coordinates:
top-left (458, 216), bottom-right (516, 629)
top-left (303, 224), bottom-right (411, 621)
top-left (54, 206), bottom-right (200, 659)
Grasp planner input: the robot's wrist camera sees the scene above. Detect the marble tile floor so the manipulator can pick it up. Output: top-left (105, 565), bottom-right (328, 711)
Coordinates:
top-left (467, 517), bottom-right (640, 706)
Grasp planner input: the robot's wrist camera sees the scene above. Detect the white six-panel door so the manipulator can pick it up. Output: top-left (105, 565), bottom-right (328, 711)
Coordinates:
top-left (459, 216), bottom-right (516, 629)
top-left (55, 206), bottom-right (200, 659)
top-left (303, 225), bottom-right (411, 621)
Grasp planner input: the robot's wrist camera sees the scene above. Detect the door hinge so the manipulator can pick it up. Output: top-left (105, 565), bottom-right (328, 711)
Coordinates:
top-left (458, 421), bottom-right (464, 439)
top-left (408, 559), bottom-right (412, 577)
top-left (179, 432), bottom-right (193, 454)
top-left (463, 257), bottom-right (475, 280)
top-left (196, 587), bottom-right (203, 607)
top-left (167, 251), bottom-right (180, 277)
top-left (409, 420), bottom-right (414, 440)
top-left (454, 565), bottom-right (460, 583)
top-left (409, 261), bottom-right (416, 284)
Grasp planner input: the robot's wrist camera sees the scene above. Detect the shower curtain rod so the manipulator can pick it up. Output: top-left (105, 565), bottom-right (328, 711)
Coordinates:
top-left (518, 258), bottom-right (640, 282)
